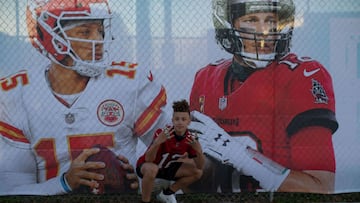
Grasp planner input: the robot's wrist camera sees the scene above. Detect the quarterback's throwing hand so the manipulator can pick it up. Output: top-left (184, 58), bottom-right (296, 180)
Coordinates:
top-left (189, 111), bottom-right (247, 168)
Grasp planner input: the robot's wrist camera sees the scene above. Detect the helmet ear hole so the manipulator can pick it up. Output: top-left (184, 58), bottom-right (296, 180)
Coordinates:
top-left (41, 13), bottom-right (49, 21)
top-left (55, 41), bottom-right (65, 52)
top-left (216, 29), bottom-right (243, 55)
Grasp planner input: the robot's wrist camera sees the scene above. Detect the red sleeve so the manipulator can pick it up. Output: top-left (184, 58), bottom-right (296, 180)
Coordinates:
top-left (276, 56), bottom-right (338, 135)
top-left (290, 126), bottom-right (335, 172)
top-left (189, 70), bottom-right (202, 112)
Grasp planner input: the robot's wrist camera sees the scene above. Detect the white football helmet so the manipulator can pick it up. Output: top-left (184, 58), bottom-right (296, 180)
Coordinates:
top-left (212, 0), bottom-right (295, 69)
top-left (26, 0), bottom-right (113, 77)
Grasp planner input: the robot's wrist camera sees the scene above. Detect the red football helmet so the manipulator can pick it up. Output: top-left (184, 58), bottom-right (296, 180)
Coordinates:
top-left (26, 0), bottom-right (112, 77)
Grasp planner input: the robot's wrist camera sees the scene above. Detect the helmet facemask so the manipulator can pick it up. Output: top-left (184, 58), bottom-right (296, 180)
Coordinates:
top-left (232, 24), bottom-right (293, 68)
top-left (57, 17), bottom-right (112, 77)
top-left (213, 0), bottom-right (295, 69)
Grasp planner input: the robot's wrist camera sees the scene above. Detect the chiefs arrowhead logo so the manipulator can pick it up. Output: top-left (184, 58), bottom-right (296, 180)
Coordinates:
top-left (147, 71), bottom-right (154, 82)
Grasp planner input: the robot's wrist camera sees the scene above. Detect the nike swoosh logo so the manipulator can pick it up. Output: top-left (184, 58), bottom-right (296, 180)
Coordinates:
top-left (303, 68), bottom-right (320, 77)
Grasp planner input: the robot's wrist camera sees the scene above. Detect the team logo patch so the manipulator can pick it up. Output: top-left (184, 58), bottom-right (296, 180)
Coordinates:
top-left (97, 100), bottom-right (124, 126)
top-left (311, 79), bottom-right (328, 104)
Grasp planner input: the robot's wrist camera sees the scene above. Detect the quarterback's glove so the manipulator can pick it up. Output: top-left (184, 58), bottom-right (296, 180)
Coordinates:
top-left (189, 111), bottom-right (290, 191)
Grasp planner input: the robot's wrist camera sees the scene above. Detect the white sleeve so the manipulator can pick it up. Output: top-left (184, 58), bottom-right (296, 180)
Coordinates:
top-left (134, 70), bottom-right (171, 147)
top-left (0, 137), bottom-right (67, 195)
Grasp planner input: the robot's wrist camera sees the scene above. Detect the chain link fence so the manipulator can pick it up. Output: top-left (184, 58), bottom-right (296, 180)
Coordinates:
top-left (2, 192), bottom-right (360, 202)
top-left (2, 0), bottom-right (357, 101)
top-left (1, 0), bottom-right (360, 202)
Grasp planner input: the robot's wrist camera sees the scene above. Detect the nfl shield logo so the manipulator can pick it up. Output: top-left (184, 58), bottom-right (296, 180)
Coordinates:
top-left (218, 96), bottom-right (227, 111)
top-left (65, 113), bottom-right (75, 124)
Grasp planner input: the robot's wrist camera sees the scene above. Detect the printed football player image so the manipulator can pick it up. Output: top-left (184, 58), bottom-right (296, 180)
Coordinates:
top-left (136, 100), bottom-right (205, 203)
top-left (0, 0), bottom-right (171, 195)
top-left (188, 0), bottom-right (338, 194)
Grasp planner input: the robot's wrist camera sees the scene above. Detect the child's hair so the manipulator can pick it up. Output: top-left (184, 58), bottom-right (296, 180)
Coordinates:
top-left (172, 99), bottom-right (190, 114)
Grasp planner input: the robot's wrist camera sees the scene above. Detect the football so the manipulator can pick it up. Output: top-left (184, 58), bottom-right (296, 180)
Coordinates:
top-left (75, 144), bottom-right (134, 194)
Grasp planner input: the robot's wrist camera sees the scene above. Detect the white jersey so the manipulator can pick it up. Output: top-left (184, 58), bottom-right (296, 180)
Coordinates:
top-left (0, 61), bottom-right (170, 195)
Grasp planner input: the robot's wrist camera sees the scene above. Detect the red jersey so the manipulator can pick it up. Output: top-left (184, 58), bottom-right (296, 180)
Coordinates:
top-left (190, 54), bottom-right (338, 173)
top-left (137, 128), bottom-right (197, 169)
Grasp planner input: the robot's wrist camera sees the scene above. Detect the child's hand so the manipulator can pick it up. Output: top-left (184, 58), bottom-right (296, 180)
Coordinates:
top-left (155, 126), bottom-right (174, 144)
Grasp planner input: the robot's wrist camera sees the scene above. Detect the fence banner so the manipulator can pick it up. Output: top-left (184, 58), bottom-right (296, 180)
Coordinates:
top-left (0, 0), bottom-right (360, 197)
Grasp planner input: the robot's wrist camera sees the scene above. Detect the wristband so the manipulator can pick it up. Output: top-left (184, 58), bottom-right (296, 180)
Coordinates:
top-left (240, 147), bottom-right (290, 191)
top-left (60, 173), bottom-right (72, 193)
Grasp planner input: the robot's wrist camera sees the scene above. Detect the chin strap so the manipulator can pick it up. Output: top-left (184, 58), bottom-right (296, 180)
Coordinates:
top-left (74, 64), bottom-right (103, 77)
top-left (240, 52), bottom-right (275, 69)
